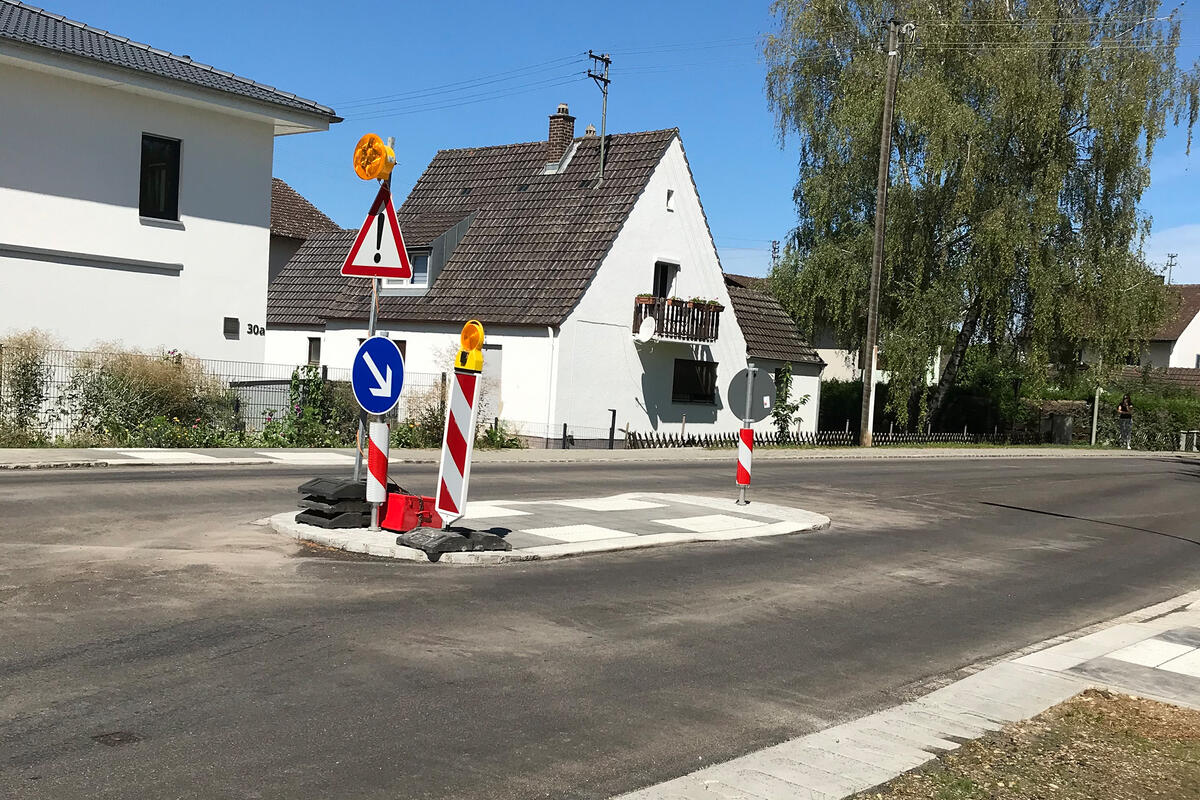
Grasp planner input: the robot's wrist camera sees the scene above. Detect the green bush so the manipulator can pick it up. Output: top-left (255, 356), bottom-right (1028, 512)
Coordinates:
top-left (1094, 390), bottom-right (1200, 450)
top-left (390, 381), bottom-right (447, 449)
top-left (258, 367), bottom-right (360, 448)
top-left (0, 331), bottom-right (52, 445)
top-left (60, 348), bottom-right (244, 446)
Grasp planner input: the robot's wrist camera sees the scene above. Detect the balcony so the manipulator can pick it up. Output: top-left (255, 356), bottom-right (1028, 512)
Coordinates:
top-left (632, 296), bottom-right (723, 343)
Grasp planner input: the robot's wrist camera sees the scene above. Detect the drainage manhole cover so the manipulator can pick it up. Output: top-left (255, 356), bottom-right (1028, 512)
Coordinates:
top-left (92, 731), bottom-right (141, 747)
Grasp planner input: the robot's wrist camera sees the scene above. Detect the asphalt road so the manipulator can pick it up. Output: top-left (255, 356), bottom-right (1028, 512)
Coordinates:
top-left (1, 455), bottom-right (1198, 800)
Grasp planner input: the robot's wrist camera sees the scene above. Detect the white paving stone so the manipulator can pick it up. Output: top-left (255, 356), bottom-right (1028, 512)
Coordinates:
top-left (461, 502), bottom-right (531, 519)
top-left (118, 450), bottom-right (221, 462)
top-left (1158, 648), bottom-right (1200, 678)
top-left (551, 497), bottom-right (668, 512)
top-left (654, 514), bottom-right (765, 533)
top-left (1014, 623), bottom-right (1159, 671)
top-left (519, 524), bottom-right (637, 543)
top-left (1107, 638), bottom-right (1196, 668)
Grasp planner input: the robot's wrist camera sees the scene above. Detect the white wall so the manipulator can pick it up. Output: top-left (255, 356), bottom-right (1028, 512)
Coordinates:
top-left (1169, 314), bottom-right (1200, 368)
top-left (0, 60), bottom-right (274, 362)
top-left (554, 137), bottom-right (819, 435)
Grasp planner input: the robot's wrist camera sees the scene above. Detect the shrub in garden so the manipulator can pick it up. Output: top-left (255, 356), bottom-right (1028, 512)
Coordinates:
top-left (259, 366), bottom-right (360, 447)
top-left (0, 330), bottom-right (53, 446)
top-left (60, 347), bottom-right (242, 446)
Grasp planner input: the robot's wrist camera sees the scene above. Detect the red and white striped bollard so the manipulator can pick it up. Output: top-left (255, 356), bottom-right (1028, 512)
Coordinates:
top-left (367, 421), bottom-right (389, 529)
top-left (736, 427), bottom-right (753, 505)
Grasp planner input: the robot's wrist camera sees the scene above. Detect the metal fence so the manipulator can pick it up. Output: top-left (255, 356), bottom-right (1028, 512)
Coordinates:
top-left (627, 429), bottom-right (1048, 449)
top-left (0, 345), bottom-right (445, 439)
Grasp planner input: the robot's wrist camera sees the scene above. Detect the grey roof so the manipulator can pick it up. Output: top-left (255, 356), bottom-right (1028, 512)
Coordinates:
top-left (268, 128), bottom-right (680, 327)
top-left (270, 178), bottom-right (339, 240)
top-left (0, 1), bottom-right (338, 121)
top-left (267, 229), bottom-right (354, 326)
top-left (724, 274), bottom-right (824, 366)
top-left (1154, 284), bottom-right (1200, 341)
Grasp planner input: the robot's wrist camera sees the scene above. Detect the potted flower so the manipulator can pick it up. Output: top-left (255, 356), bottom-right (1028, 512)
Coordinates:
top-left (635, 293), bottom-right (656, 305)
top-left (665, 296), bottom-right (684, 307)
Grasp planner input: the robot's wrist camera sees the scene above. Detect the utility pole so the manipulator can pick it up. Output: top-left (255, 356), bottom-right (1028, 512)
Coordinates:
top-left (1166, 253), bottom-right (1178, 285)
top-left (859, 19), bottom-right (905, 447)
top-left (588, 51), bottom-right (611, 181)
top-left (770, 240), bottom-right (780, 267)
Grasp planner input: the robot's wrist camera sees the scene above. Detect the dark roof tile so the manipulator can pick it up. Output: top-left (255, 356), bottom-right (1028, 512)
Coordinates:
top-left (724, 276), bottom-right (823, 366)
top-left (0, 1), bottom-right (337, 120)
top-left (270, 178), bottom-right (338, 240)
top-left (1154, 284), bottom-right (1200, 341)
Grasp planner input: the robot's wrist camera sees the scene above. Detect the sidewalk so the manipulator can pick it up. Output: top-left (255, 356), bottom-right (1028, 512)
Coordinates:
top-left (614, 589), bottom-right (1200, 799)
top-left (0, 444), bottom-right (1184, 470)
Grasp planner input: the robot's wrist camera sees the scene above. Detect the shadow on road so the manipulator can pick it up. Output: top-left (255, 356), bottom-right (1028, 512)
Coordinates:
top-left (981, 501), bottom-right (1200, 548)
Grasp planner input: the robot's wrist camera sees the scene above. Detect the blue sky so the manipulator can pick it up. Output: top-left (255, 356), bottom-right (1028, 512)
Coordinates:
top-left (44, 0), bottom-right (1200, 282)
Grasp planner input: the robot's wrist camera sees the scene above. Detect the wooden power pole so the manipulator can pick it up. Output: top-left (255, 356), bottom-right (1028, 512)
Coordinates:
top-left (859, 19), bottom-right (903, 447)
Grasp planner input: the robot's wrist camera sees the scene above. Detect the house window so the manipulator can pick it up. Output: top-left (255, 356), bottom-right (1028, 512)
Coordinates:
top-left (381, 251), bottom-right (430, 290)
top-left (307, 337), bottom-right (321, 365)
top-left (1196, 354), bottom-right (1200, 368)
top-left (666, 189), bottom-right (675, 211)
top-left (410, 254), bottom-right (429, 287)
top-left (223, 317), bottom-right (239, 339)
top-left (672, 359), bottom-right (717, 404)
top-left (139, 133), bottom-right (181, 220)
top-left (653, 261), bottom-right (678, 299)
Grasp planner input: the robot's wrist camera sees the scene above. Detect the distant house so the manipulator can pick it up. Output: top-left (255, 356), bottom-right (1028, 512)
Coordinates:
top-left (267, 104), bottom-right (824, 438)
top-left (0, 0), bottom-right (338, 361)
top-left (1144, 284), bottom-right (1200, 368)
top-left (269, 178), bottom-right (339, 285)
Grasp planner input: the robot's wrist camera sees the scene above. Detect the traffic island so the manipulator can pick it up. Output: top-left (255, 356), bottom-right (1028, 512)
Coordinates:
top-left (268, 492), bottom-right (831, 564)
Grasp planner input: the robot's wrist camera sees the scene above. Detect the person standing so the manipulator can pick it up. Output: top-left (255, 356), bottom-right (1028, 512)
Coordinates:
top-left (1118, 393), bottom-right (1134, 450)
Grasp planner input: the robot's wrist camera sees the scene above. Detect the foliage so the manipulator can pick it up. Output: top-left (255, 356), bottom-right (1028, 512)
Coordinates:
top-left (259, 366), bottom-right (359, 448)
top-left (0, 330), bottom-right (52, 446)
top-left (770, 362), bottom-right (810, 436)
top-left (763, 0), bottom-right (1199, 427)
top-left (60, 347), bottom-right (245, 446)
top-left (477, 421), bottom-right (523, 449)
top-left (390, 381), bottom-right (448, 449)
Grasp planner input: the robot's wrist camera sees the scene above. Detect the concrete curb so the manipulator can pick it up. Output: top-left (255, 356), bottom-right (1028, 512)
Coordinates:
top-left (268, 493), bottom-right (832, 565)
top-left (613, 589), bottom-right (1200, 799)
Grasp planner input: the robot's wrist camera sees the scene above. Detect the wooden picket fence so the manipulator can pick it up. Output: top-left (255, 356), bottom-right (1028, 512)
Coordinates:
top-left (626, 430), bottom-right (1044, 449)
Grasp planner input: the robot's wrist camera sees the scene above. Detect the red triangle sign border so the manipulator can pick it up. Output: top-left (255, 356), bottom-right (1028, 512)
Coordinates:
top-left (341, 185), bottom-right (412, 279)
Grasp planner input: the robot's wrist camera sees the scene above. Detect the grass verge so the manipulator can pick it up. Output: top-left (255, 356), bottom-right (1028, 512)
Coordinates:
top-left (853, 689), bottom-right (1200, 799)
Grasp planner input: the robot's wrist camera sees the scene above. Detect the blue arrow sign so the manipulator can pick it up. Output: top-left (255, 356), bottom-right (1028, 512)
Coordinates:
top-left (352, 336), bottom-right (405, 415)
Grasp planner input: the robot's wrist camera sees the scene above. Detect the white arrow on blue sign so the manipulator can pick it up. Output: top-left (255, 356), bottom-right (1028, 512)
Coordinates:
top-left (352, 336), bottom-right (406, 415)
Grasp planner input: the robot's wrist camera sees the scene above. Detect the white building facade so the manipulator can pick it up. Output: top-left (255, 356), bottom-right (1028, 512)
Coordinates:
top-left (267, 108), bottom-right (823, 440)
top-left (0, 2), bottom-right (338, 362)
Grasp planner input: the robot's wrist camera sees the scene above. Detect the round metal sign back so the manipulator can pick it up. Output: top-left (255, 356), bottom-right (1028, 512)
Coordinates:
top-left (727, 367), bottom-right (776, 423)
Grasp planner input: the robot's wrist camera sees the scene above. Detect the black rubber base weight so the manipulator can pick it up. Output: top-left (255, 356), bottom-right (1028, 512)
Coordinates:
top-left (397, 527), bottom-right (512, 562)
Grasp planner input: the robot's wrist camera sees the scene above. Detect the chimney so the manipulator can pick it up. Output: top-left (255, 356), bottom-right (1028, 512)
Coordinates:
top-left (547, 102), bottom-right (575, 164)
top-left (584, 124), bottom-right (596, 137)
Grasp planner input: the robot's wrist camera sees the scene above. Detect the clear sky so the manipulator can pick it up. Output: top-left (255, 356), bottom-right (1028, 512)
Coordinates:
top-left (41, 0), bottom-right (1200, 283)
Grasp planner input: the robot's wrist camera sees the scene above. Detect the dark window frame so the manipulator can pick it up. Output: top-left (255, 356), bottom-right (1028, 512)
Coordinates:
top-left (672, 358), bottom-right (718, 404)
top-left (139, 133), bottom-right (182, 221)
top-left (307, 337), bottom-right (321, 366)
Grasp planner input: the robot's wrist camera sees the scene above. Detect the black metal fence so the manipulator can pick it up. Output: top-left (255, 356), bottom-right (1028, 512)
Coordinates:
top-left (627, 429), bottom-right (1048, 449)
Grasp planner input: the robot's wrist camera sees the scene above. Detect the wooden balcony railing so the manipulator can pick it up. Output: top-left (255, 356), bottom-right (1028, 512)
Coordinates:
top-left (632, 297), bottom-right (723, 343)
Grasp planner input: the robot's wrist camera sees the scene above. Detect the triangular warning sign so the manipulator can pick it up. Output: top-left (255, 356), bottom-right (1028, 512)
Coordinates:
top-left (341, 185), bottom-right (412, 279)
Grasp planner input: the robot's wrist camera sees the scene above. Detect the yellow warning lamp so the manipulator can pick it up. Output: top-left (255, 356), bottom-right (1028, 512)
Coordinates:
top-left (456, 320), bottom-right (485, 372)
top-left (352, 133), bottom-right (395, 181)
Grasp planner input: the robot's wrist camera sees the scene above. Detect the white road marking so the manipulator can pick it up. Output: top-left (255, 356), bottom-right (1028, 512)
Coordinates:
top-left (462, 502), bottom-right (532, 519)
top-left (117, 450), bottom-right (221, 462)
top-left (1158, 648), bottom-right (1200, 678)
top-left (257, 452), bottom-right (357, 465)
top-left (551, 498), bottom-right (668, 512)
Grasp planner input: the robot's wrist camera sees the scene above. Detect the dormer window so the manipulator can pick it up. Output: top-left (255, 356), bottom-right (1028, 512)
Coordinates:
top-left (381, 250), bottom-right (430, 290)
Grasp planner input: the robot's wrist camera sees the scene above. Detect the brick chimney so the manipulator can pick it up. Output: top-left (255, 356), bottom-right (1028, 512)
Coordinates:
top-left (547, 103), bottom-right (575, 164)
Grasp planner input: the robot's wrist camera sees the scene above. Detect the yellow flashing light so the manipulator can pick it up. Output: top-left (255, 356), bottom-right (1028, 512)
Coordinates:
top-left (456, 319), bottom-right (485, 372)
top-left (353, 133), bottom-right (395, 181)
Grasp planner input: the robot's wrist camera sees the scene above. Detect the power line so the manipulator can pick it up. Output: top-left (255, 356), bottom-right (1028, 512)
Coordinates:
top-left (346, 76), bottom-right (586, 121)
top-left (344, 70), bottom-right (586, 117)
top-left (333, 52), bottom-right (587, 108)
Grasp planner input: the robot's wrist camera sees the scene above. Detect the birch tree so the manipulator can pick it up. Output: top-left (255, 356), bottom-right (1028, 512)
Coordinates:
top-left (764, 0), bottom-right (1198, 425)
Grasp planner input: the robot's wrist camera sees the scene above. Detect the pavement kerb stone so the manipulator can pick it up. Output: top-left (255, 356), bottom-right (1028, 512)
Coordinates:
top-left (267, 493), bottom-right (831, 565)
top-left (612, 588), bottom-right (1200, 800)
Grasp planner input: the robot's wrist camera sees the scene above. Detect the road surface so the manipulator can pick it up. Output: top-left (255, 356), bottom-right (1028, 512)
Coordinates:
top-left (1, 455), bottom-right (1197, 799)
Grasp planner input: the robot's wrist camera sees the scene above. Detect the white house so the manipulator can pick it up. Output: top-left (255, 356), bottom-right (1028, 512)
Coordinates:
top-left (1143, 284), bottom-right (1200, 368)
top-left (266, 104), bottom-right (824, 440)
top-left (0, 1), bottom-right (338, 361)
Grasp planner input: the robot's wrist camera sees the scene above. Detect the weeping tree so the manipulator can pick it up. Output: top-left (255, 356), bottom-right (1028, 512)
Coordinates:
top-left (764, 0), bottom-right (1198, 427)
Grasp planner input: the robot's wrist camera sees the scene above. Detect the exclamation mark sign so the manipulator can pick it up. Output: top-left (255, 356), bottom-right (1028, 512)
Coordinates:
top-left (373, 212), bottom-right (384, 264)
